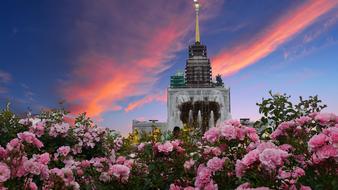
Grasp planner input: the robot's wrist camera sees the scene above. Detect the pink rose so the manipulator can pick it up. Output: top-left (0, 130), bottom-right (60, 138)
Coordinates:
top-left (184, 159), bottom-right (195, 170)
top-left (278, 169), bottom-right (291, 179)
top-left (241, 149), bottom-right (259, 166)
top-left (109, 164), bottom-right (130, 182)
top-left (195, 165), bottom-right (212, 188)
top-left (203, 127), bottom-right (220, 143)
top-left (57, 146), bottom-right (71, 157)
top-left (28, 182), bottom-right (38, 190)
top-left (279, 144), bottom-right (293, 152)
top-left (169, 184), bottom-right (181, 190)
top-left (316, 145), bottom-right (337, 161)
top-left (0, 162), bottom-right (10, 182)
top-left (315, 113), bottom-right (336, 125)
top-left (204, 180), bottom-right (218, 190)
top-left (37, 153), bottom-right (50, 165)
top-left (157, 141), bottom-right (174, 153)
top-left (220, 125), bottom-right (236, 140)
top-left (259, 148), bottom-right (288, 170)
top-left (292, 167), bottom-right (305, 178)
top-left (235, 160), bottom-right (246, 177)
top-left (295, 116), bottom-right (312, 126)
top-left (308, 134), bottom-right (327, 151)
top-left (207, 157), bottom-right (225, 172)
top-left (6, 138), bottom-right (21, 151)
top-left (23, 160), bottom-right (41, 175)
top-left (300, 185), bottom-right (312, 190)
top-left (245, 127), bottom-right (259, 142)
top-left (0, 146), bottom-right (7, 158)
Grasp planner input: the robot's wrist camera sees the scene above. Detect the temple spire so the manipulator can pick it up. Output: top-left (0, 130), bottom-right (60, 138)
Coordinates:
top-left (194, 0), bottom-right (200, 43)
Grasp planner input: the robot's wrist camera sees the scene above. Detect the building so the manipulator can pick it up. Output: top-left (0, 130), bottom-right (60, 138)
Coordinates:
top-left (132, 120), bottom-right (167, 134)
top-left (167, 0), bottom-right (231, 132)
top-left (133, 0), bottom-right (231, 133)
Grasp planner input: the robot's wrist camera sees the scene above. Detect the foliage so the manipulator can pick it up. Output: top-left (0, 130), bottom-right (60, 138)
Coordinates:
top-left (255, 91), bottom-right (327, 134)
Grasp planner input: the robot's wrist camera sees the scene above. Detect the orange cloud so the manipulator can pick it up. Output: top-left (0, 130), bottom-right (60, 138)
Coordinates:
top-left (125, 91), bottom-right (167, 112)
top-left (212, 0), bottom-right (338, 76)
top-left (61, 2), bottom-right (193, 117)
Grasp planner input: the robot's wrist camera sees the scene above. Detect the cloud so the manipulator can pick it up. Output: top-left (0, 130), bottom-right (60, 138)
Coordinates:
top-left (0, 70), bottom-right (11, 94)
top-left (125, 90), bottom-right (167, 112)
top-left (212, 0), bottom-right (338, 76)
top-left (0, 70), bottom-right (11, 83)
top-left (61, 0), bottom-right (223, 118)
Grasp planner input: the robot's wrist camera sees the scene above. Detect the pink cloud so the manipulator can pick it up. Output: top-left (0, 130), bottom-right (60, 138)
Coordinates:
top-left (212, 0), bottom-right (338, 76)
top-left (125, 90), bottom-right (167, 112)
top-left (61, 0), bottom-right (223, 117)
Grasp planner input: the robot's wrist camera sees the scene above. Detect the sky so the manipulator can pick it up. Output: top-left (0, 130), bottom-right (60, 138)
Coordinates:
top-left (1, 0), bottom-right (338, 135)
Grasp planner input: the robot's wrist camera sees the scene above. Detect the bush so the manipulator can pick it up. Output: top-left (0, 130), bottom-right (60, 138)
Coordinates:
top-left (0, 93), bottom-right (336, 190)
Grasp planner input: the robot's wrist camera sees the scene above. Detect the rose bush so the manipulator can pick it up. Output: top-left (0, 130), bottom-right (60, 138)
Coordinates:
top-left (0, 93), bottom-right (337, 189)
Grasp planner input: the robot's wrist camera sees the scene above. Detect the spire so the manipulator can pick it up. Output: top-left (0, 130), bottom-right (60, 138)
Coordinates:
top-left (194, 0), bottom-right (200, 43)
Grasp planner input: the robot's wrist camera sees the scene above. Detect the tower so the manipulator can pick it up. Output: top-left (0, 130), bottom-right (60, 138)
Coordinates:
top-left (167, 0), bottom-right (231, 132)
top-left (185, 1), bottom-right (212, 88)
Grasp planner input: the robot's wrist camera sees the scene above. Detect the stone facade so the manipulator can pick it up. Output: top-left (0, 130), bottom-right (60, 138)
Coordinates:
top-left (166, 87), bottom-right (231, 131)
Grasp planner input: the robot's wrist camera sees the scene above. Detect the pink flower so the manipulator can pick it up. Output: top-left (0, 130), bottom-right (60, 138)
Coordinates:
top-left (0, 146), bottom-right (7, 158)
top-left (220, 125), bottom-right (236, 140)
top-left (259, 148), bottom-right (288, 170)
top-left (157, 141), bottom-right (174, 153)
top-left (195, 165), bottom-right (212, 188)
top-left (29, 121), bottom-right (45, 137)
top-left (308, 134), bottom-right (327, 150)
top-left (109, 164), bottom-right (130, 182)
top-left (28, 182), bottom-right (38, 190)
top-left (6, 138), bottom-right (21, 151)
top-left (116, 156), bottom-right (126, 164)
top-left (169, 184), bottom-right (181, 190)
top-left (207, 157), bottom-right (225, 172)
top-left (235, 183), bottom-right (270, 190)
top-left (245, 127), bottom-right (259, 142)
top-left (315, 113), bottom-right (336, 125)
top-left (17, 132), bottom-right (44, 148)
top-left (99, 172), bottom-right (111, 182)
top-left (278, 169), bottom-right (291, 179)
top-left (295, 116), bottom-right (312, 126)
top-left (37, 153), bottom-right (50, 165)
top-left (23, 160), bottom-right (41, 175)
top-left (203, 127), bottom-right (220, 143)
top-left (279, 144), bottom-right (293, 152)
top-left (241, 149), bottom-right (260, 166)
top-left (236, 128), bottom-right (246, 141)
top-left (184, 159), bottom-right (195, 170)
top-left (315, 145), bottom-right (337, 160)
top-left (300, 185), bottom-right (312, 190)
top-left (256, 142), bottom-right (277, 152)
top-left (57, 146), bottom-right (71, 157)
top-left (292, 167), bottom-right (305, 178)
top-left (49, 123), bottom-right (70, 137)
top-left (0, 162), bottom-right (10, 182)
top-left (204, 180), bottom-right (218, 190)
top-left (137, 143), bottom-right (145, 151)
top-left (211, 147), bottom-right (221, 156)
top-left (80, 160), bottom-right (91, 168)
top-left (235, 160), bottom-right (246, 177)
top-left (323, 127), bottom-right (338, 146)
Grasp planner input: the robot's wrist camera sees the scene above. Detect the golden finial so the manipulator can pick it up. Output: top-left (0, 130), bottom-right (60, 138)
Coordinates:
top-left (194, 0), bottom-right (200, 43)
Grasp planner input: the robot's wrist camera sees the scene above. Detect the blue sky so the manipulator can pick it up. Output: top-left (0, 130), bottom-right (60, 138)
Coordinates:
top-left (1, 0), bottom-right (338, 135)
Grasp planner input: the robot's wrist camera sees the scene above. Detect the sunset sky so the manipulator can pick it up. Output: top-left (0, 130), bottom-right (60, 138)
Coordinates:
top-left (1, 0), bottom-right (338, 135)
